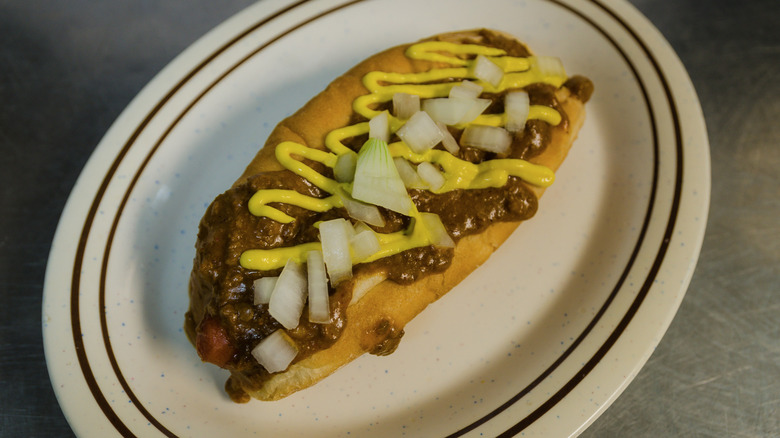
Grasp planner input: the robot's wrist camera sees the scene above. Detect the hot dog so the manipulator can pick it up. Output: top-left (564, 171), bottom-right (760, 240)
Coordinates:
top-left (185, 28), bottom-right (593, 402)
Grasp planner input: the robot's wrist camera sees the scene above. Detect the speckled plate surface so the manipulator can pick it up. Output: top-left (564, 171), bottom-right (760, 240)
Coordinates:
top-left (42, 0), bottom-right (709, 436)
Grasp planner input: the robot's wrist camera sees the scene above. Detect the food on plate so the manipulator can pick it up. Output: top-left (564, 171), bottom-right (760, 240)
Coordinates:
top-left (184, 28), bottom-right (594, 402)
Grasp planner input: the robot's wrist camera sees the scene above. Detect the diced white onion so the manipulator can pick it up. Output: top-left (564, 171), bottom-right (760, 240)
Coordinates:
top-left (457, 98), bottom-right (491, 124)
top-left (349, 271), bottom-right (387, 305)
top-left (343, 219), bottom-right (356, 239)
top-left (396, 111), bottom-right (443, 154)
top-left (334, 152), bottom-right (357, 183)
top-left (349, 229), bottom-right (381, 262)
top-left (423, 97), bottom-right (490, 126)
top-left (437, 122), bottom-right (460, 154)
top-left (306, 250), bottom-right (330, 324)
top-left (419, 212), bottom-right (455, 248)
top-left (251, 329), bottom-right (298, 373)
top-left (393, 92), bottom-right (420, 120)
top-left (337, 188), bottom-right (385, 227)
top-left (352, 220), bottom-right (373, 234)
top-left (460, 125), bottom-right (512, 154)
top-left (473, 55), bottom-right (504, 87)
top-left (369, 111), bottom-right (390, 142)
top-left (319, 218), bottom-right (354, 286)
top-left (535, 56), bottom-right (566, 79)
top-left (505, 90), bottom-right (530, 133)
top-left (393, 157), bottom-right (427, 189)
top-left (352, 138), bottom-right (414, 215)
top-left (422, 97), bottom-right (474, 126)
top-left (416, 161), bottom-right (446, 191)
top-left (268, 259), bottom-right (307, 330)
top-left (449, 80), bottom-right (483, 99)
top-left (253, 276), bottom-right (278, 305)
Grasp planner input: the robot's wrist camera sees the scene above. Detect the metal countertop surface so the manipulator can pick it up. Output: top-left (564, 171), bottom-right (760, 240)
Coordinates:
top-left (1, 0), bottom-right (777, 436)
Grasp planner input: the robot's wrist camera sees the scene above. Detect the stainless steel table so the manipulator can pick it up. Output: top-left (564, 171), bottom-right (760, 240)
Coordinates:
top-left (2, 0), bottom-right (777, 436)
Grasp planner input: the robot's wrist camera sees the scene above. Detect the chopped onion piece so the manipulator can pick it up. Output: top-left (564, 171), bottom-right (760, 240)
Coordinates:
top-left (369, 111), bottom-right (390, 142)
top-left (424, 97), bottom-right (490, 126)
top-left (437, 122), bottom-right (460, 154)
top-left (505, 90), bottom-right (530, 132)
top-left (473, 55), bottom-right (504, 87)
top-left (352, 138), bottom-right (414, 215)
top-left (352, 220), bottom-right (373, 234)
top-left (306, 250), bottom-right (330, 324)
top-left (268, 259), bottom-right (307, 330)
top-left (460, 125), bottom-right (512, 154)
top-left (319, 218), bottom-right (353, 286)
top-left (416, 161), bottom-right (446, 191)
top-left (334, 152), bottom-right (357, 183)
top-left (396, 111), bottom-right (443, 154)
top-left (535, 56), bottom-right (566, 79)
top-left (251, 329), bottom-right (298, 373)
top-left (393, 157), bottom-right (427, 189)
top-left (337, 188), bottom-right (385, 227)
top-left (350, 228), bottom-right (381, 262)
top-left (457, 98), bottom-right (491, 124)
top-left (419, 212), bottom-right (455, 248)
top-left (349, 271), bottom-right (387, 305)
top-left (449, 80), bottom-right (483, 99)
top-left (253, 276), bottom-right (278, 305)
top-left (393, 92), bottom-right (420, 119)
top-left (422, 97), bottom-right (474, 126)
top-left (342, 219), bottom-right (356, 239)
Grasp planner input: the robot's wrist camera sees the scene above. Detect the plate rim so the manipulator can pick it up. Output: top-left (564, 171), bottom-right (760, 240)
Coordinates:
top-left (42, 0), bottom-right (710, 436)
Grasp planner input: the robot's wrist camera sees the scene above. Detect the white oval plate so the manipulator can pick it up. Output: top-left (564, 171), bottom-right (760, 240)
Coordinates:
top-left (43, 0), bottom-right (710, 436)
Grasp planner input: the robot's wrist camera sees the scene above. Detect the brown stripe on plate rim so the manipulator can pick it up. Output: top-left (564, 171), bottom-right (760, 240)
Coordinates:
top-left (69, 0), bottom-right (316, 436)
top-left (462, 0), bottom-right (684, 435)
top-left (68, 0), bottom-right (684, 437)
top-left (96, 1), bottom-right (364, 436)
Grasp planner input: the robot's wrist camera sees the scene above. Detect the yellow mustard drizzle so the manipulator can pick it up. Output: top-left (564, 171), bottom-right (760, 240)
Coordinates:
top-left (239, 41), bottom-right (567, 271)
top-left (241, 206), bottom-right (432, 270)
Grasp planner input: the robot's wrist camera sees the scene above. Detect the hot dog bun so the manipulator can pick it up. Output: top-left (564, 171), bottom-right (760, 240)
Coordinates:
top-left (186, 28), bottom-right (592, 402)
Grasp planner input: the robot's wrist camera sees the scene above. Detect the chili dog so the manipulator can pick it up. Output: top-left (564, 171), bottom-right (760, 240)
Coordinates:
top-left (185, 29), bottom-right (593, 402)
